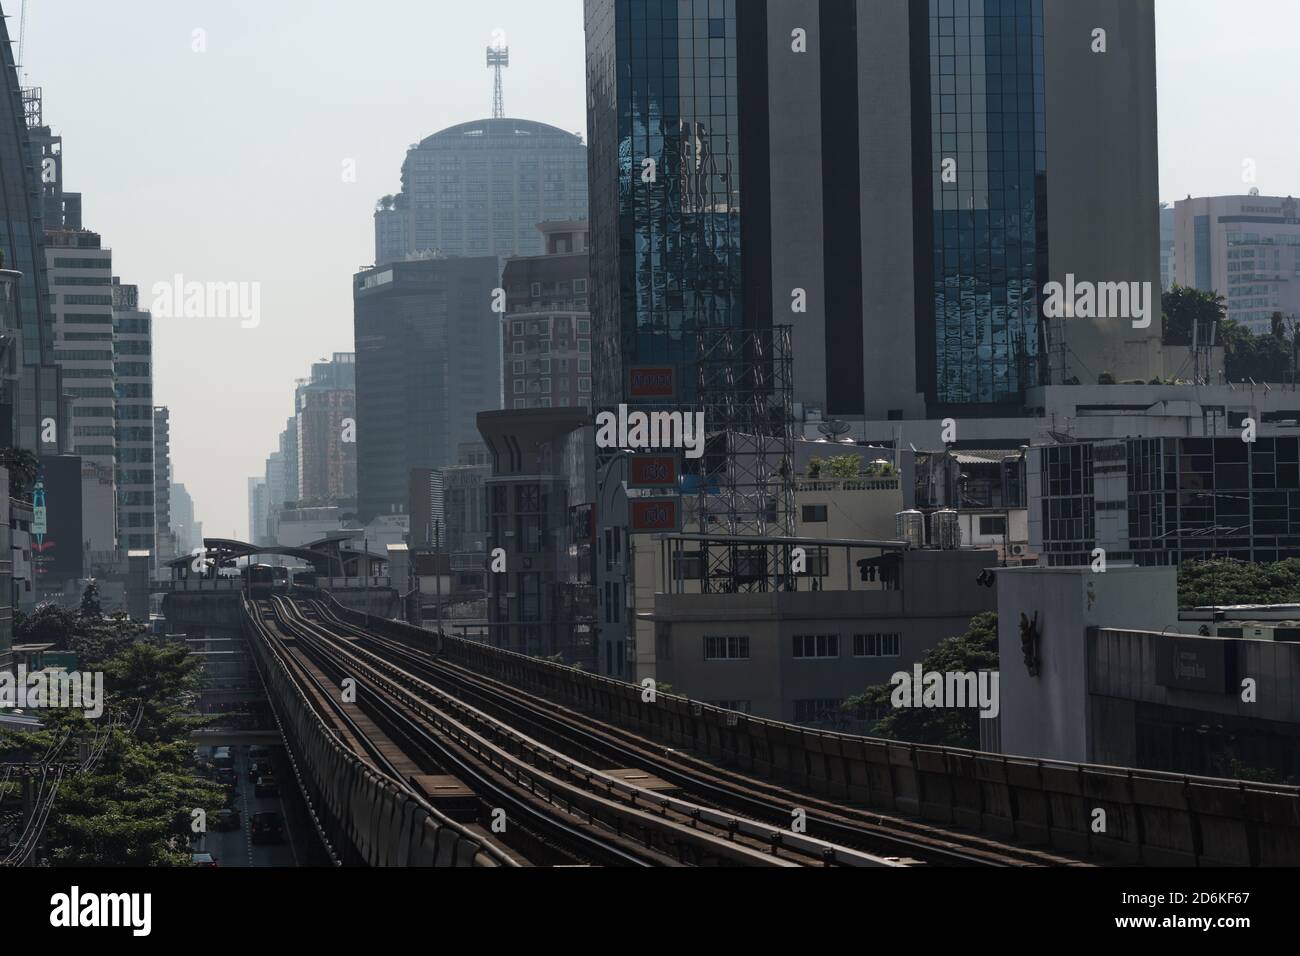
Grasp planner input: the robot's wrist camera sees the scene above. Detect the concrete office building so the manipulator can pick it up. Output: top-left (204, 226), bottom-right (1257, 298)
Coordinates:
top-left (586, 0), bottom-right (1166, 419)
top-left (353, 256), bottom-right (502, 521)
top-left (651, 543), bottom-right (998, 724)
top-left (477, 408), bottom-right (596, 664)
top-left (373, 119), bottom-right (588, 265)
top-left (502, 221), bottom-right (593, 410)
top-left (112, 280), bottom-right (154, 556)
top-left (1172, 194), bottom-right (1300, 333)
top-left (993, 565), bottom-right (1300, 782)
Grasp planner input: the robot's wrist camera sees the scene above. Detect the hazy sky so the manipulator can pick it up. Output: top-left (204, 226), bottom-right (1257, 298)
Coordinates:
top-left (18, 0), bottom-right (1300, 539)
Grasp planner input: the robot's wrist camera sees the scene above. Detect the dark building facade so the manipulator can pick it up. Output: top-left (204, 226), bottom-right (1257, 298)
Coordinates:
top-left (1031, 436), bottom-right (1300, 567)
top-left (477, 408), bottom-right (596, 664)
top-left (353, 256), bottom-right (502, 521)
top-left (585, 0), bottom-right (1164, 418)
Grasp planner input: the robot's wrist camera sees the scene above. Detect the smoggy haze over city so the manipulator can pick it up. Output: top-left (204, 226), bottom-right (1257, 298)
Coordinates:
top-left (19, 0), bottom-right (1300, 537)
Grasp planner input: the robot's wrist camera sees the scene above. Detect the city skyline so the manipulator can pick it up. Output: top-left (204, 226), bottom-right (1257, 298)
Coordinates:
top-left (16, 0), bottom-right (1300, 538)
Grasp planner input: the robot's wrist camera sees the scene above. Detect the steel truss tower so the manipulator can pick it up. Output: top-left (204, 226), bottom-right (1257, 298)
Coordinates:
top-left (693, 325), bottom-right (796, 592)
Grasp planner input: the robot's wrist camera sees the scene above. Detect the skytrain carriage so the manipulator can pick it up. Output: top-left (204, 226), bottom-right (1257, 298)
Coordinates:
top-left (244, 564), bottom-right (277, 598)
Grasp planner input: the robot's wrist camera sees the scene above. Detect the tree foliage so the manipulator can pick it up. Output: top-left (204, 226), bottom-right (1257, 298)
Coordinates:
top-left (843, 612), bottom-right (998, 749)
top-left (0, 613), bottom-right (222, 865)
top-left (1177, 558), bottom-right (1300, 609)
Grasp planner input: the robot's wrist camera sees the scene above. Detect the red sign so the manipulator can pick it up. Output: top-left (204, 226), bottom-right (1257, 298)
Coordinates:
top-left (629, 454), bottom-right (679, 489)
top-left (628, 366), bottom-right (676, 399)
top-left (630, 498), bottom-right (681, 534)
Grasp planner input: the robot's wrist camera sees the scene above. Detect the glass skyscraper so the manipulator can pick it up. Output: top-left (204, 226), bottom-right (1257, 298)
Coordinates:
top-left (588, 0), bottom-right (1162, 414)
top-left (587, 0), bottom-right (744, 407)
top-left (927, 0), bottom-right (1047, 407)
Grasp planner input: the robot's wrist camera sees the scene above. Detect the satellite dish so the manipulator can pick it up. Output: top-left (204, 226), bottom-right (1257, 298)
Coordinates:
top-left (1249, 187), bottom-right (1261, 197)
top-left (817, 420), bottom-right (851, 441)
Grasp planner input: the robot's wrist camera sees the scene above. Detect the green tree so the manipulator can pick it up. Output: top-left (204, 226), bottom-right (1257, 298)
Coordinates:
top-left (79, 580), bottom-right (103, 618)
top-left (0, 635), bottom-right (223, 866)
top-left (842, 612), bottom-right (998, 748)
top-left (0, 447), bottom-right (39, 502)
top-left (1162, 285), bottom-right (1225, 347)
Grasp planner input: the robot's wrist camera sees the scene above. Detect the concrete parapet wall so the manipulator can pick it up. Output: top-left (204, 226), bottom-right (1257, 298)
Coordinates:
top-left (327, 600), bottom-right (1300, 866)
top-left (241, 600), bottom-right (506, 867)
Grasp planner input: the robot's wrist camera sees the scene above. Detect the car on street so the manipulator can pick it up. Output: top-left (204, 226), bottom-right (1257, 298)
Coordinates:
top-left (215, 808), bottom-right (241, 831)
top-left (250, 811), bottom-right (284, 845)
top-left (190, 852), bottom-right (218, 867)
top-left (254, 774), bottom-right (279, 797)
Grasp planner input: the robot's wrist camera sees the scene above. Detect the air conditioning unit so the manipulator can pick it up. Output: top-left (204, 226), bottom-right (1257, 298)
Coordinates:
top-left (1010, 544), bottom-right (1027, 557)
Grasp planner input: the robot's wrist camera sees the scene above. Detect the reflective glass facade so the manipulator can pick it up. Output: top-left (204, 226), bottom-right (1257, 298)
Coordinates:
top-left (927, 0), bottom-right (1046, 406)
top-left (588, 0), bottom-right (743, 406)
top-left (0, 26), bottom-right (52, 371)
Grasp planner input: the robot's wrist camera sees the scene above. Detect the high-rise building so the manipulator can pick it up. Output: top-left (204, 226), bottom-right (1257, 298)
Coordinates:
top-left (353, 256), bottom-right (502, 521)
top-left (295, 352), bottom-right (357, 504)
top-left (153, 406), bottom-right (176, 563)
top-left (502, 220), bottom-right (593, 410)
top-left (247, 477), bottom-right (268, 545)
top-left (585, 0), bottom-right (1165, 418)
top-left (1173, 194), bottom-right (1300, 333)
top-left (112, 280), bottom-right (154, 556)
top-left (170, 481), bottom-right (200, 556)
top-left (373, 119), bottom-right (588, 265)
top-left (0, 66), bottom-right (63, 455)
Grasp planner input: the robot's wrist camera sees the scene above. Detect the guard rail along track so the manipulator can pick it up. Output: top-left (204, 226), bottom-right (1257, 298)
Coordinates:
top-left (322, 595), bottom-right (1300, 867)
top-left (271, 596), bottom-right (898, 867)
top-left (241, 595), bottom-right (517, 867)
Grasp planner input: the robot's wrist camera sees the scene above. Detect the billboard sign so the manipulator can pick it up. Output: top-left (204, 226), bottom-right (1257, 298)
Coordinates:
top-left (628, 366), bottom-right (676, 400)
top-left (630, 497), bottom-right (682, 534)
top-left (628, 454), bottom-right (679, 490)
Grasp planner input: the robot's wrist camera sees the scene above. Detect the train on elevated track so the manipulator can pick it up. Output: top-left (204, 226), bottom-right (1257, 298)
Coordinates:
top-left (243, 564), bottom-right (290, 598)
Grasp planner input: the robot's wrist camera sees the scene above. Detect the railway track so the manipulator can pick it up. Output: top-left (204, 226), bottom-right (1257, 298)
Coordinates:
top-left (312, 598), bottom-right (1087, 868)
top-left (262, 596), bottom-right (898, 867)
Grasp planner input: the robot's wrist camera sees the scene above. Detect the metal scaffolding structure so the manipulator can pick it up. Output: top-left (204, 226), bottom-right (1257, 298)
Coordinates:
top-left (692, 325), bottom-right (796, 591)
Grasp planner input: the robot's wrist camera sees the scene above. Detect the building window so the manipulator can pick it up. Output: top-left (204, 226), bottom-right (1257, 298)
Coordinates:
top-left (979, 515), bottom-right (1007, 536)
top-left (512, 321), bottom-right (523, 336)
top-left (513, 360), bottom-right (524, 374)
top-left (792, 634), bottom-right (839, 659)
top-left (574, 279), bottom-right (587, 294)
top-left (853, 633), bottom-right (901, 658)
top-left (703, 635), bottom-right (750, 661)
top-left (578, 377), bottom-right (591, 393)
top-left (801, 504), bottom-right (828, 523)
top-left (794, 699), bottom-right (842, 724)
top-left (530, 282), bottom-right (541, 297)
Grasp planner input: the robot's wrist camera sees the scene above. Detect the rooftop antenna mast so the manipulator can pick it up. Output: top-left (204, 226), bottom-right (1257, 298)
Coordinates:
top-left (486, 42), bottom-right (509, 119)
top-left (17, 0), bottom-right (30, 79)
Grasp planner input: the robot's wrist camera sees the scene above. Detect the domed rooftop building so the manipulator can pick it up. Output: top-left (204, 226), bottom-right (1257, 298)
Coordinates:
top-left (374, 117), bottom-right (587, 265)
